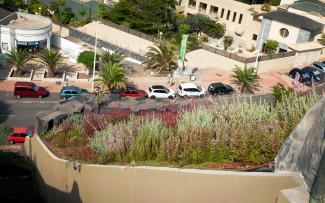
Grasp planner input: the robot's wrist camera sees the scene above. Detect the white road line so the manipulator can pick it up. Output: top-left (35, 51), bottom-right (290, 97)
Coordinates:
top-left (0, 115), bottom-right (15, 117)
top-left (5, 100), bottom-right (58, 104)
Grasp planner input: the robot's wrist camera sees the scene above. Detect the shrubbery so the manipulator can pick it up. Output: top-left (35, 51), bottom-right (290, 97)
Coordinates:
top-left (43, 92), bottom-right (319, 167)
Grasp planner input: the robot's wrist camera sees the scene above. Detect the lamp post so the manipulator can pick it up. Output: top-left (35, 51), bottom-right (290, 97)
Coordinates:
top-left (92, 21), bottom-right (99, 91)
top-left (38, 7), bottom-right (42, 15)
top-left (254, 20), bottom-right (267, 74)
top-left (95, 86), bottom-right (101, 113)
top-left (159, 32), bottom-right (163, 41)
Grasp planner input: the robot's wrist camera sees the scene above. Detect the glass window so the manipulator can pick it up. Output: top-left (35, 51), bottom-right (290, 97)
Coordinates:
top-left (232, 12), bottom-right (237, 22)
top-left (12, 133), bottom-right (19, 137)
top-left (221, 8), bottom-right (225, 18)
top-left (64, 90), bottom-right (71, 94)
top-left (71, 91), bottom-right (78, 95)
top-left (20, 133), bottom-right (27, 137)
top-left (33, 85), bottom-right (40, 91)
top-left (226, 10), bottom-right (231, 20)
top-left (252, 34), bottom-right (258, 40)
top-left (280, 28), bottom-right (289, 38)
top-left (238, 14), bottom-right (243, 24)
top-left (210, 6), bottom-right (218, 14)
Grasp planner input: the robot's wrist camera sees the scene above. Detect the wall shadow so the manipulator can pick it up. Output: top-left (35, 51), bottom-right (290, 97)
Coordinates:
top-left (0, 99), bottom-right (11, 124)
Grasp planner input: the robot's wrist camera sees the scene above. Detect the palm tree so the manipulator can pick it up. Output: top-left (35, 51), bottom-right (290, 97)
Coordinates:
top-left (143, 42), bottom-right (178, 73)
top-left (96, 3), bottom-right (106, 20)
top-left (231, 65), bottom-right (260, 94)
top-left (78, 7), bottom-right (86, 20)
top-left (5, 49), bottom-right (32, 72)
top-left (96, 62), bottom-right (127, 92)
top-left (101, 51), bottom-right (125, 64)
top-left (38, 49), bottom-right (63, 77)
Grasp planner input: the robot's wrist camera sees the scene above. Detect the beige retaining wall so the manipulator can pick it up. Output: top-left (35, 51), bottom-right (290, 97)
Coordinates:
top-left (24, 135), bottom-right (308, 203)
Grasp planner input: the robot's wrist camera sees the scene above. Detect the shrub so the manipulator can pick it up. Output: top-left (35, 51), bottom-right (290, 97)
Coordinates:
top-left (261, 3), bottom-right (271, 12)
top-left (223, 35), bottom-right (234, 51)
top-left (265, 40), bottom-right (279, 55)
top-left (272, 83), bottom-right (294, 102)
top-left (77, 51), bottom-right (95, 68)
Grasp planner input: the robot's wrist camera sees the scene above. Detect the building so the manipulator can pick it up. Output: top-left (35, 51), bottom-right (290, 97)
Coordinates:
top-left (0, 8), bottom-right (52, 53)
top-left (256, 10), bottom-right (324, 52)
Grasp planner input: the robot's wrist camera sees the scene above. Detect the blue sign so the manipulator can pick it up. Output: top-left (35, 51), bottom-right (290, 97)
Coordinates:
top-left (17, 41), bottom-right (39, 46)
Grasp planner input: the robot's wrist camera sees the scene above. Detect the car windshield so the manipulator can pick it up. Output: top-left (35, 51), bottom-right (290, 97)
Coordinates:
top-left (301, 73), bottom-right (310, 79)
top-left (312, 70), bottom-right (322, 76)
top-left (33, 85), bottom-right (40, 91)
top-left (197, 86), bottom-right (202, 91)
top-left (164, 88), bottom-right (170, 93)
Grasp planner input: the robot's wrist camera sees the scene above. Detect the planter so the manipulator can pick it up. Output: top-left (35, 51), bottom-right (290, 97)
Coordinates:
top-left (42, 71), bottom-right (65, 82)
top-left (7, 68), bottom-right (33, 81)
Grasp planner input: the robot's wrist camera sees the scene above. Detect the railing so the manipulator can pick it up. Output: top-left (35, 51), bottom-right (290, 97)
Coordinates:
top-left (69, 27), bottom-right (145, 61)
top-left (201, 44), bottom-right (297, 64)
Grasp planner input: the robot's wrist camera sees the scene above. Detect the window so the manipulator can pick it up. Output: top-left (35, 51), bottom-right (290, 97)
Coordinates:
top-left (210, 6), bottom-right (218, 15)
top-left (21, 133), bottom-right (27, 137)
top-left (155, 90), bottom-right (167, 94)
top-left (280, 28), bottom-right (289, 38)
top-left (63, 90), bottom-right (71, 94)
top-left (71, 91), bottom-right (78, 95)
top-left (12, 133), bottom-right (19, 137)
top-left (238, 14), bottom-right (243, 24)
top-left (226, 10), bottom-right (231, 20)
top-left (232, 12), bottom-right (237, 22)
top-left (2, 43), bottom-right (8, 51)
top-left (188, 0), bottom-right (196, 7)
top-left (199, 2), bottom-right (207, 12)
top-left (252, 34), bottom-right (258, 40)
top-left (221, 8), bottom-right (225, 18)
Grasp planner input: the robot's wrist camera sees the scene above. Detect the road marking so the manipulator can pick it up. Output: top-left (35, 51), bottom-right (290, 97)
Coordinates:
top-left (0, 115), bottom-right (15, 117)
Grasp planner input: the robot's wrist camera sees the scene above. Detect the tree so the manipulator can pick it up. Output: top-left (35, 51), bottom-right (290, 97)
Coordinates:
top-left (178, 14), bottom-right (225, 37)
top-left (95, 62), bottom-right (127, 92)
top-left (143, 42), bottom-right (178, 73)
top-left (5, 49), bottom-right (32, 71)
top-left (318, 34), bottom-right (325, 45)
top-left (77, 51), bottom-right (96, 74)
top-left (101, 51), bottom-right (125, 64)
top-left (231, 65), bottom-right (260, 94)
top-left (57, 0), bottom-right (66, 11)
top-left (38, 49), bottom-right (63, 77)
top-left (79, 7), bottom-right (87, 20)
top-left (96, 3), bottom-right (106, 20)
top-left (265, 40), bottom-right (279, 55)
top-left (223, 35), bottom-right (234, 51)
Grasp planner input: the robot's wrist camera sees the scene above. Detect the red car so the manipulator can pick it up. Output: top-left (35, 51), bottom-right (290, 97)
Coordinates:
top-left (14, 82), bottom-right (49, 99)
top-left (120, 89), bottom-right (148, 98)
top-left (7, 127), bottom-right (34, 144)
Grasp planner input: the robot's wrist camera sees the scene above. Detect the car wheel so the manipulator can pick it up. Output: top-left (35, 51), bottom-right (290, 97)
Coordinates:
top-left (184, 95), bottom-right (189, 99)
top-left (9, 140), bottom-right (15, 145)
top-left (150, 96), bottom-right (156, 99)
top-left (200, 94), bottom-right (204, 98)
top-left (168, 95), bottom-right (174, 99)
top-left (16, 95), bottom-right (21, 99)
top-left (38, 95), bottom-right (43, 99)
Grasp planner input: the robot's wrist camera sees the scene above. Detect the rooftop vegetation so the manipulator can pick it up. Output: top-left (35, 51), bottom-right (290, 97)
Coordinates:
top-left (42, 91), bottom-right (319, 168)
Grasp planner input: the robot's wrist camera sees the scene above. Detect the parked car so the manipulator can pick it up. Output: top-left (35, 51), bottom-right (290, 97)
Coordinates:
top-left (208, 82), bottom-right (235, 96)
top-left (312, 62), bottom-right (325, 72)
top-left (148, 85), bottom-right (176, 99)
top-left (7, 127), bottom-right (34, 144)
top-left (288, 68), bottom-right (313, 85)
top-left (14, 82), bottom-right (49, 99)
top-left (120, 89), bottom-right (148, 98)
top-left (301, 66), bottom-right (324, 83)
top-left (60, 86), bottom-right (89, 100)
top-left (178, 83), bottom-right (206, 98)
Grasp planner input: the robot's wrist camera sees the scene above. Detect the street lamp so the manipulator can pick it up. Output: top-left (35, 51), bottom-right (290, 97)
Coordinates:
top-left (38, 7), bottom-right (42, 15)
top-left (92, 21), bottom-right (100, 91)
top-left (254, 19), bottom-right (267, 74)
top-left (95, 86), bottom-right (101, 113)
top-left (159, 32), bottom-right (163, 41)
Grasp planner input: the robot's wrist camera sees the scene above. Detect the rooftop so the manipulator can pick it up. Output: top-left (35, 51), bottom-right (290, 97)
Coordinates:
top-left (0, 12), bottom-right (51, 30)
top-left (290, 0), bottom-right (325, 17)
top-left (263, 10), bottom-right (323, 31)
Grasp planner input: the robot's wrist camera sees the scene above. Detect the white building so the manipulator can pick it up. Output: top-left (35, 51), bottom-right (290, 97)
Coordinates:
top-left (0, 8), bottom-right (52, 53)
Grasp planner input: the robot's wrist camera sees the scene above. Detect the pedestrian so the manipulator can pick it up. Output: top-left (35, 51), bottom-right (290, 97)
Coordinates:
top-left (167, 73), bottom-right (172, 84)
top-left (64, 79), bottom-right (69, 87)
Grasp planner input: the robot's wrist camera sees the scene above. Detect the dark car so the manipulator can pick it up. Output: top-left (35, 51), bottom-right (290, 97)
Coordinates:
top-left (312, 62), bottom-right (325, 72)
top-left (120, 89), bottom-right (148, 98)
top-left (60, 86), bottom-right (89, 100)
top-left (208, 83), bottom-right (235, 95)
top-left (288, 68), bottom-right (302, 79)
top-left (288, 68), bottom-right (313, 85)
top-left (14, 82), bottom-right (49, 99)
top-left (301, 66), bottom-right (324, 83)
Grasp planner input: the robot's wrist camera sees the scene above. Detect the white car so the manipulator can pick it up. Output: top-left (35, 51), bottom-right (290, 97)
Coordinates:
top-left (148, 85), bottom-right (176, 99)
top-left (178, 83), bottom-right (206, 98)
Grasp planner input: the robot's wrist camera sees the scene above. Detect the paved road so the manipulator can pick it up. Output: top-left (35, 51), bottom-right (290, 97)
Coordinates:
top-left (0, 91), bottom-right (60, 127)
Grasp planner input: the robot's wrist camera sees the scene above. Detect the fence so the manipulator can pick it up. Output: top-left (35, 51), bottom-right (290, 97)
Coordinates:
top-left (201, 44), bottom-right (297, 64)
top-left (69, 28), bottom-right (145, 61)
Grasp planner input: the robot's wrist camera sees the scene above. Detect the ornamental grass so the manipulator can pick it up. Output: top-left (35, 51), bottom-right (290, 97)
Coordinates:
top-left (43, 91), bottom-right (319, 166)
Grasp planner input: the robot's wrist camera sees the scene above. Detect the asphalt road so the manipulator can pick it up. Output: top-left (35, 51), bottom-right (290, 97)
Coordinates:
top-left (0, 91), bottom-right (60, 127)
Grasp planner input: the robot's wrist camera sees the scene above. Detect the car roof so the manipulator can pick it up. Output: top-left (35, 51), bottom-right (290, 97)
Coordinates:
top-left (12, 127), bottom-right (28, 134)
top-left (150, 85), bottom-right (167, 90)
top-left (61, 86), bottom-right (81, 91)
top-left (179, 83), bottom-right (198, 88)
top-left (209, 82), bottom-right (226, 87)
top-left (15, 82), bottom-right (35, 87)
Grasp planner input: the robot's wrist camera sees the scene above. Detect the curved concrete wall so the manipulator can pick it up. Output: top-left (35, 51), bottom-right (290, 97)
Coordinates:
top-left (24, 135), bottom-right (307, 203)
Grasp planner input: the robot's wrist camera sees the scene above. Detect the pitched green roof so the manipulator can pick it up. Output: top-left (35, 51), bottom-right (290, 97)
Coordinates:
top-left (290, 0), bottom-right (325, 16)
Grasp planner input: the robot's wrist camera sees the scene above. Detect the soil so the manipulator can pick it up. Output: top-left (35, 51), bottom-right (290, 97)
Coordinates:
top-left (44, 71), bottom-right (64, 79)
top-left (10, 70), bottom-right (31, 78)
top-left (78, 72), bottom-right (91, 79)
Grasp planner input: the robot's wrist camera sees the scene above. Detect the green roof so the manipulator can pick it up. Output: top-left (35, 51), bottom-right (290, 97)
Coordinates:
top-left (290, 0), bottom-right (325, 16)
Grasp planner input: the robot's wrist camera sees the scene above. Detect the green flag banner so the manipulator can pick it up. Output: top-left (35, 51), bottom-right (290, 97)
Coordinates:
top-left (178, 34), bottom-right (188, 68)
